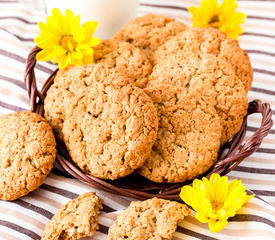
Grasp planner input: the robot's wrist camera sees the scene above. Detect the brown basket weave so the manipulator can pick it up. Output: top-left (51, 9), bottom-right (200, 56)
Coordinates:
top-left (24, 46), bottom-right (273, 200)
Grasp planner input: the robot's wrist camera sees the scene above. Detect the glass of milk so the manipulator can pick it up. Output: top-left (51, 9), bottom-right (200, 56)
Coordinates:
top-left (44, 0), bottom-right (139, 39)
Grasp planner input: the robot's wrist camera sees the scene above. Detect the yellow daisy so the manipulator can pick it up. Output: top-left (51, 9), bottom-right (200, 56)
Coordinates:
top-left (180, 173), bottom-right (254, 233)
top-left (34, 8), bottom-right (100, 69)
top-left (188, 0), bottom-right (246, 39)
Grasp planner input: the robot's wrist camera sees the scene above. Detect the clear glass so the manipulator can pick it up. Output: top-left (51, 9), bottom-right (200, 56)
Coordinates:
top-left (44, 0), bottom-right (139, 39)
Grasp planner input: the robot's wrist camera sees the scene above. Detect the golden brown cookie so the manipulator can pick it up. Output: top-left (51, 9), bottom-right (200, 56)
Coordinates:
top-left (148, 52), bottom-right (248, 145)
top-left (45, 63), bottom-right (158, 180)
top-left (94, 39), bottom-right (152, 88)
top-left (0, 111), bottom-right (56, 200)
top-left (138, 86), bottom-right (222, 183)
top-left (108, 197), bottom-right (190, 240)
top-left (42, 192), bottom-right (103, 240)
top-left (113, 14), bottom-right (187, 61)
top-left (153, 27), bottom-right (253, 91)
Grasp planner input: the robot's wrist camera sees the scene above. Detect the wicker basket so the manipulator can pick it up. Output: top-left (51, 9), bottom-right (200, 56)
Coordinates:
top-left (24, 46), bottom-right (273, 200)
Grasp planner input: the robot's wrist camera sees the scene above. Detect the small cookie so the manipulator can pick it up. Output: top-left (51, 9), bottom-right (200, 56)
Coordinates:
top-left (45, 63), bottom-right (158, 180)
top-left (108, 197), bottom-right (190, 240)
top-left (113, 14), bottom-right (187, 61)
top-left (42, 192), bottom-right (103, 240)
top-left (0, 111), bottom-right (56, 200)
top-left (138, 86), bottom-right (222, 183)
top-left (94, 39), bottom-right (152, 88)
top-left (153, 27), bottom-right (253, 91)
top-left (148, 53), bottom-right (248, 145)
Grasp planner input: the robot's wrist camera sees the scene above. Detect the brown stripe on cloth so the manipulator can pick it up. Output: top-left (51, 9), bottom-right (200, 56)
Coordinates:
top-left (234, 166), bottom-right (275, 175)
top-left (243, 32), bottom-right (275, 39)
top-left (98, 224), bottom-right (109, 235)
top-left (0, 220), bottom-right (41, 240)
top-left (177, 226), bottom-right (219, 240)
top-left (0, 74), bottom-right (26, 89)
top-left (0, 16), bottom-right (37, 24)
top-left (250, 87), bottom-right (275, 96)
top-left (0, 26), bottom-right (33, 42)
top-left (0, 48), bottom-right (52, 74)
top-left (252, 190), bottom-right (275, 197)
top-left (0, 100), bottom-right (26, 112)
top-left (253, 68), bottom-right (275, 77)
top-left (247, 15), bottom-right (275, 21)
top-left (246, 49), bottom-right (275, 58)
top-left (40, 184), bottom-right (116, 213)
top-left (256, 148), bottom-right (275, 154)
top-left (0, 206), bottom-right (45, 229)
top-left (13, 199), bottom-right (54, 219)
top-left (140, 2), bottom-right (188, 11)
top-left (229, 214), bottom-right (275, 228)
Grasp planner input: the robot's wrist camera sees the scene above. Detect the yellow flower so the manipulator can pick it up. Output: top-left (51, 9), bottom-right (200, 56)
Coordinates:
top-left (188, 0), bottom-right (246, 39)
top-left (34, 8), bottom-right (100, 69)
top-left (180, 173), bottom-right (254, 233)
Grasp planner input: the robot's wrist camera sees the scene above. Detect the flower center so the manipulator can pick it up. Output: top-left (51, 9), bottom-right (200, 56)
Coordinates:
top-left (60, 36), bottom-right (76, 51)
top-left (208, 15), bottom-right (220, 28)
top-left (211, 201), bottom-right (223, 211)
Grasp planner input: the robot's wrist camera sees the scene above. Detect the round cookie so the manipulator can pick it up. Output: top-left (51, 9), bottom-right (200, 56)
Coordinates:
top-left (107, 197), bottom-right (190, 240)
top-left (47, 63), bottom-right (158, 180)
top-left (153, 27), bottom-right (253, 91)
top-left (138, 86), bottom-right (222, 183)
top-left (113, 14), bottom-right (188, 61)
top-left (94, 39), bottom-right (152, 88)
top-left (0, 111), bottom-right (56, 200)
top-left (42, 192), bottom-right (103, 240)
top-left (148, 53), bottom-right (248, 145)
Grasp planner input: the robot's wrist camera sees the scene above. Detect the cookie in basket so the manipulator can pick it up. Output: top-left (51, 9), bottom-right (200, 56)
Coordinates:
top-left (45, 63), bottom-right (158, 180)
top-left (113, 14), bottom-right (188, 61)
top-left (153, 27), bottom-right (253, 92)
top-left (108, 197), bottom-right (190, 240)
top-left (148, 52), bottom-right (248, 145)
top-left (42, 192), bottom-right (103, 240)
top-left (0, 111), bottom-right (56, 200)
top-left (94, 39), bottom-right (152, 88)
top-left (138, 85), bottom-right (222, 183)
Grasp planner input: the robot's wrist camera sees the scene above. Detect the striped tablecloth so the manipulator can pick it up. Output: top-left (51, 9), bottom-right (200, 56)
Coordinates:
top-left (0, 0), bottom-right (274, 239)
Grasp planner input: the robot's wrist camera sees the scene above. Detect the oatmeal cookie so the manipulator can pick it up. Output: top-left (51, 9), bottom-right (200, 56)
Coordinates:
top-left (0, 111), bottom-right (56, 200)
top-left (148, 53), bottom-right (248, 144)
top-left (113, 14), bottom-right (187, 61)
top-left (94, 39), bottom-right (152, 88)
top-left (42, 192), bottom-right (103, 240)
top-left (108, 197), bottom-right (190, 240)
top-left (153, 27), bottom-right (253, 91)
top-left (138, 86), bottom-right (222, 183)
top-left (45, 63), bottom-right (158, 180)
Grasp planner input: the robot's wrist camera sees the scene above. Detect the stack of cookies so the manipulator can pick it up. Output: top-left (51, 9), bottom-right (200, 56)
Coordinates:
top-left (44, 14), bottom-right (253, 184)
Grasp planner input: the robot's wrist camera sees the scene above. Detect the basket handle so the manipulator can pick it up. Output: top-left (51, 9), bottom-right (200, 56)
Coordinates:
top-left (24, 46), bottom-right (58, 113)
top-left (211, 100), bottom-right (273, 176)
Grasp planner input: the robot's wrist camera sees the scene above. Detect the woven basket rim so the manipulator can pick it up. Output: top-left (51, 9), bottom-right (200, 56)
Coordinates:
top-left (24, 46), bottom-right (274, 200)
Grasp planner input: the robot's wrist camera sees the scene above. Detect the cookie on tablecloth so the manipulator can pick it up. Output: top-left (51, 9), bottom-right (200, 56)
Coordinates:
top-left (45, 63), bottom-right (158, 180)
top-left (94, 39), bottom-right (152, 88)
top-left (138, 85), bottom-right (222, 183)
top-left (0, 111), bottom-right (56, 200)
top-left (113, 14), bottom-right (187, 61)
top-left (42, 192), bottom-right (103, 240)
top-left (148, 49), bottom-right (248, 145)
top-left (153, 27), bottom-right (253, 91)
top-left (108, 197), bottom-right (190, 240)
